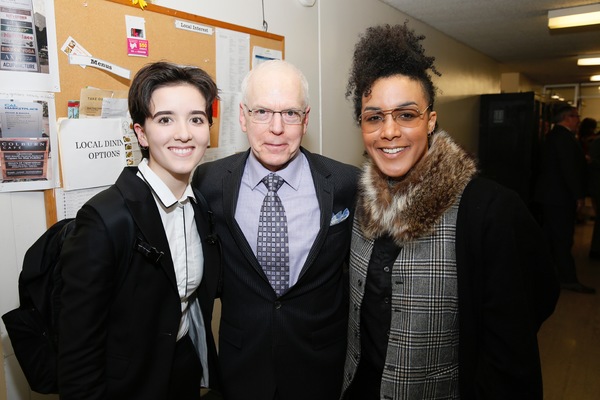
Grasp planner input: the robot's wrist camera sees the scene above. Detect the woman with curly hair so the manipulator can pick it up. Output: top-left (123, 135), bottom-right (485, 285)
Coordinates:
top-left (341, 23), bottom-right (560, 399)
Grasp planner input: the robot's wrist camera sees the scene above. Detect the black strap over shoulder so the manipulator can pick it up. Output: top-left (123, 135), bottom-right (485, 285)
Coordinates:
top-left (194, 188), bottom-right (218, 245)
top-left (86, 185), bottom-right (136, 292)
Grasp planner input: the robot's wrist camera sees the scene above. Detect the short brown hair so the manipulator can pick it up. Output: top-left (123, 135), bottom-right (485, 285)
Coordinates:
top-left (128, 61), bottom-right (219, 157)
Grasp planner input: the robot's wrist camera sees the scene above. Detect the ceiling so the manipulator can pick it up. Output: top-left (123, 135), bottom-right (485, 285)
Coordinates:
top-left (381, 0), bottom-right (600, 86)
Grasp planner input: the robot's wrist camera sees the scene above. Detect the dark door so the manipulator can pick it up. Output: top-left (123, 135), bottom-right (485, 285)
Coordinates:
top-left (478, 92), bottom-right (543, 205)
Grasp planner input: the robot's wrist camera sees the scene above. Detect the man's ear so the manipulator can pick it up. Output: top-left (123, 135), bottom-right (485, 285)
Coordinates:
top-left (239, 102), bottom-right (248, 133)
top-left (302, 106), bottom-right (311, 135)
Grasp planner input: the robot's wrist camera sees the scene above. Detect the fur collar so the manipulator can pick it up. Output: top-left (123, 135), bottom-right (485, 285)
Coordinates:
top-left (357, 131), bottom-right (477, 243)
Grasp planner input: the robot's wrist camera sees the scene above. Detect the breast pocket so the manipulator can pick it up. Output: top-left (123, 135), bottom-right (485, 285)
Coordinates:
top-left (328, 218), bottom-right (351, 235)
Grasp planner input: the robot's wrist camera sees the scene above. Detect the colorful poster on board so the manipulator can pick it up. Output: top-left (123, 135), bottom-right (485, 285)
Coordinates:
top-left (0, 0), bottom-right (39, 72)
top-left (0, 0), bottom-right (59, 91)
top-left (0, 89), bottom-right (58, 192)
top-left (0, 137), bottom-right (48, 180)
top-left (126, 15), bottom-right (148, 57)
top-left (0, 99), bottom-right (43, 136)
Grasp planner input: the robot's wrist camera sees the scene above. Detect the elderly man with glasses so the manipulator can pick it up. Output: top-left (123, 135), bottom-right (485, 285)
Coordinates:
top-left (192, 60), bottom-right (359, 400)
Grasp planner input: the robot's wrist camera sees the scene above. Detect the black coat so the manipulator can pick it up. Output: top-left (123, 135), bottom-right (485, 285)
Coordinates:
top-left (534, 124), bottom-right (587, 206)
top-left (456, 177), bottom-right (560, 399)
top-left (58, 167), bottom-right (221, 400)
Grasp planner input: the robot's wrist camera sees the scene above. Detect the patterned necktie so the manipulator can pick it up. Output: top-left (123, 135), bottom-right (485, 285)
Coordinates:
top-left (257, 173), bottom-right (289, 296)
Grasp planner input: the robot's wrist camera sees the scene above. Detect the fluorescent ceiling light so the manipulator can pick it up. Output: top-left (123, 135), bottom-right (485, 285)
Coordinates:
top-left (591, 75), bottom-right (600, 82)
top-left (578, 56), bottom-right (600, 66)
top-left (548, 4), bottom-right (600, 29)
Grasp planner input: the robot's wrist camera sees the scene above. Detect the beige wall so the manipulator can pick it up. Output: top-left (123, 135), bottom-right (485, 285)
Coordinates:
top-left (0, 343), bottom-right (6, 400)
top-left (319, 0), bottom-right (501, 164)
top-left (580, 85), bottom-right (600, 122)
top-left (152, 0), bottom-right (503, 165)
top-left (501, 72), bottom-right (543, 95)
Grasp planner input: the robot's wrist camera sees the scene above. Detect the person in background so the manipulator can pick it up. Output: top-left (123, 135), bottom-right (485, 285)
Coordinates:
top-left (534, 103), bottom-right (595, 294)
top-left (58, 61), bottom-right (221, 400)
top-left (341, 23), bottom-right (560, 399)
top-left (585, 118), bottom-right (600, 259)
top-left (577, 117), bottom-right (597, 222)
top-left (578, 117), bottom-right (597, 163)
top-left (192, 59), bottom-right (359, 400)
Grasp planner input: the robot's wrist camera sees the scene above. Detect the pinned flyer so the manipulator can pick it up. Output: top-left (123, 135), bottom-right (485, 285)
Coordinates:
top-left (252, 46), bottom-right (282, 68)
top-left (68, 55), bottom-right (131, 79)
top-left (61, 36), bottom-right (92, 68)
top-left (126, 15), bottom-right (149, 57)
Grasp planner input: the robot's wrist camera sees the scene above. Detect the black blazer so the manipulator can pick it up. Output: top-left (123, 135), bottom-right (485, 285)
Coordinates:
top-left (534, 124), bottom-right (587, 207)
top-left (58, 167), bottom-right (221, 400)
top-left (193, 148), bottom-right (359, 400)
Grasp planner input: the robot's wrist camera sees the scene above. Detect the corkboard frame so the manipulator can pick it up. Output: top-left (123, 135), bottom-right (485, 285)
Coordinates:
top-left (45, 0), bottom-right (285, 226)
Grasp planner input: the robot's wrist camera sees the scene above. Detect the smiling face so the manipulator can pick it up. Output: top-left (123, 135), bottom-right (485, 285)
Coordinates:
top-left (240, 64), bottom-right (309, 172)
top-left (361, 75), bottom-right (436, 179)
top-left (134, 83), bottom-right (210, 190)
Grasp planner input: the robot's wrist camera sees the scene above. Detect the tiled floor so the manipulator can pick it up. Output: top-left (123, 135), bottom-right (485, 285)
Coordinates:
top-left (538, 217), bottom-right (600, 400)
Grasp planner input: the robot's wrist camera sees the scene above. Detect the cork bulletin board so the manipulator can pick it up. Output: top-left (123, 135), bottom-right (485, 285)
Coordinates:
top-left (44, 0), bottom-right (285, 225)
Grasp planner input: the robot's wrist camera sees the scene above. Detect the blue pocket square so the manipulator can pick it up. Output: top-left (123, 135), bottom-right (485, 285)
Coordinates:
top-left (330, 208), bottom-right (350, 225)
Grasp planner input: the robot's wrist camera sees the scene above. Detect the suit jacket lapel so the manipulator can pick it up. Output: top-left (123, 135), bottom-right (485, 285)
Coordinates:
top-left (298, 148), bottom-right (334, 280)
top-left (222, 150), bottom-right (336, 284)
top-left (115, 168), bottom-right (178, 291)
top-left (222, 151), bottom-right (271, 282)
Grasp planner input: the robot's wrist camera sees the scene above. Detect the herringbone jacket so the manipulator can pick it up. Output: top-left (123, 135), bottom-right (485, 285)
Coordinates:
top-left (342, 132), bottom-right (560, 400)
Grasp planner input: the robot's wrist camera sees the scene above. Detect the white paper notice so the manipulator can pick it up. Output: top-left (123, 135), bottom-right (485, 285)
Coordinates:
top-left (215, 28), bottom-right (249, 92)
top-left (57, 118), bottom-right (125, 191)
top-left (252, 46), bottom-right (282, 68)
top-left (54, 186), bottom-right (109, 220)
top-left (217, 91), bottom-right (247, 152)
top-left (68, 55), bottom-right (131, 79)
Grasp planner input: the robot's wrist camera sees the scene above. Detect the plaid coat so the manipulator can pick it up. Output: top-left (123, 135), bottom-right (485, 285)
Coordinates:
top-left (342, 133), bottom-right (560, 399)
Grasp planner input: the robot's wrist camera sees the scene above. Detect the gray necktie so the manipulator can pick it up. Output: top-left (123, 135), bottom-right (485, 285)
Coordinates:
top-left (257, 173), bottom-right (289, 296)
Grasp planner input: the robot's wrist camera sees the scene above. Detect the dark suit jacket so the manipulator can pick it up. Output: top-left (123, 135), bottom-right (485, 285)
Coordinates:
top-left (534, 124), bottom-right (587, 207)
top-left (58, 167), bottom-right (221, 400)
top-left (192, 148), bottom-right (359, 400)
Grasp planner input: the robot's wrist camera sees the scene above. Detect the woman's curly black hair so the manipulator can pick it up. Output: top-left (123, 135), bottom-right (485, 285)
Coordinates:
top-left (346, 22), bottom-right (441, 124)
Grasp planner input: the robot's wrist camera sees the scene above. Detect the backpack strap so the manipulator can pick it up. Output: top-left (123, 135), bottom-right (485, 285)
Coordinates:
top-left (87, 185), bottom-right (135, 293)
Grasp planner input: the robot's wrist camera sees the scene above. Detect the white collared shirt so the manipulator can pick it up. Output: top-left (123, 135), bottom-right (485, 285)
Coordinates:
top-left (137, 159), bottom-right (204, 341)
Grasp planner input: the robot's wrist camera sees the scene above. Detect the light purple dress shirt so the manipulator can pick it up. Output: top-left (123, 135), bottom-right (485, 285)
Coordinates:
top-left (235, 151), bottom-right (320, 288)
